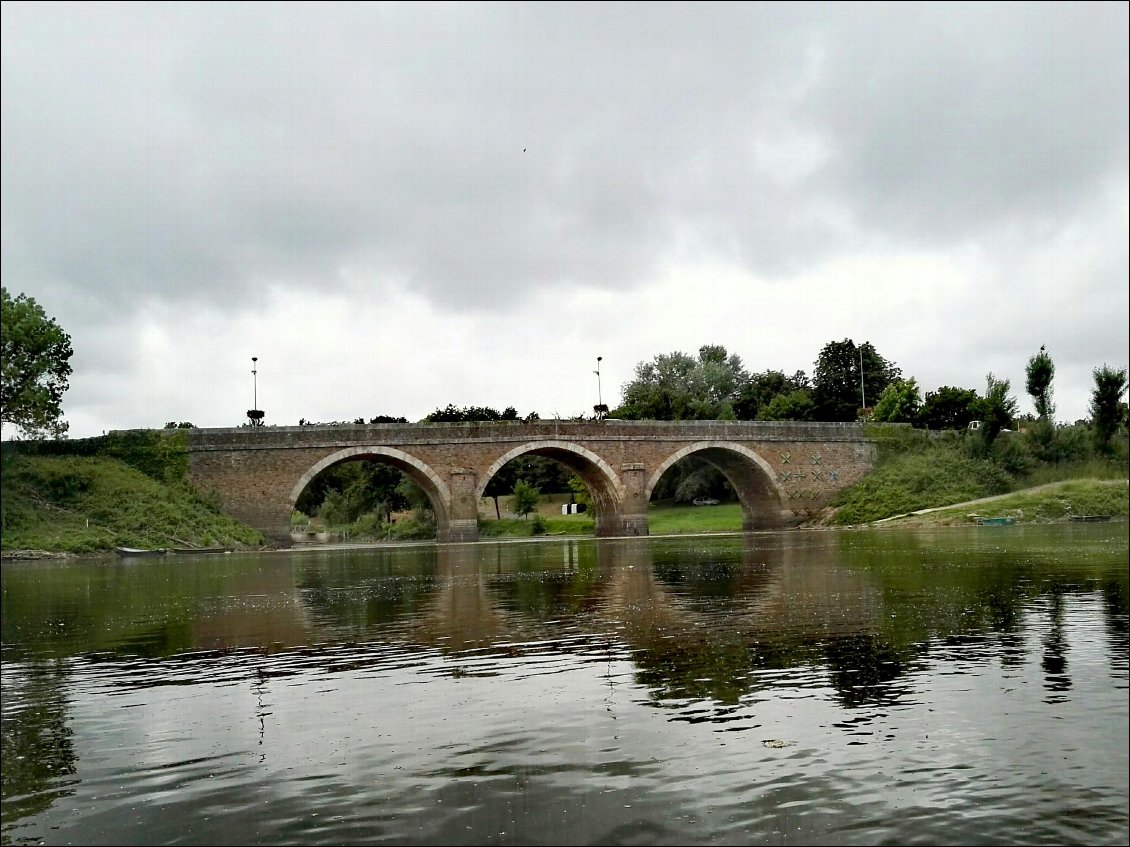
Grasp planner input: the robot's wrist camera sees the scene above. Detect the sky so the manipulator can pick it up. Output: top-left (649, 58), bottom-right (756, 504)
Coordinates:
top-left (2, 1), bottom-right (1127, 439)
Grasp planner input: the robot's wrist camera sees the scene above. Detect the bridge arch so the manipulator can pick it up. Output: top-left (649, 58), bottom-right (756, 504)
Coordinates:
top-left (645, 441), bottom-right (788, 530)
top-left (476, 440), bottom-right (626, 536)
top-left (289, 446), bottom-right (453, 538)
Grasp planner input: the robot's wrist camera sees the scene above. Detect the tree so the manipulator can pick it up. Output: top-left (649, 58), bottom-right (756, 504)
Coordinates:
top-left (509, 479), bottom-right (540, 520)
top-left (756, 389), bottom-right (815, 421)
top-left (295, 460), bottom-right (411, 525)
top-left (811, 339), bottom-right (901, 422)
top-left (423, 404), bottom-right (522, 422)
top-left (618, 345), bottom-right (749, 420)
top-left (1, 287), bottom-right (74, 438)
top-left (1025, 345), bottom-right (1056, 421)
top-left (920, 386), bottom-right (979, 430)
top-left (870, 378), bottom-right (922, 424)
top-left (1089, 365), bottom-right (1128, 454)
top-left (734, 370), bottom-right (810, 420)
top-left (972, 373), bottom-right (1019, 447)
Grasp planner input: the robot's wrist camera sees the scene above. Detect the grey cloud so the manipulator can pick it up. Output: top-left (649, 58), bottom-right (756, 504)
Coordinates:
top-left (2, 2), bottom-right (1126, 324)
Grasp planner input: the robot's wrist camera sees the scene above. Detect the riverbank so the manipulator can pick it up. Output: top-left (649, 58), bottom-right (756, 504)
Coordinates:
top-left (3, 444), bottom-right (1125, 558)
top-left (855, 477), bottom-right (1128, 528)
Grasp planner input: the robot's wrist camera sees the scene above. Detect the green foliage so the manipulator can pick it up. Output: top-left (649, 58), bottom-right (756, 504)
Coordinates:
top-left (756, 389), bottom-right (815, 421)
top-left (1090, 364), bottom-right (1129, 455)
top-left (921, 385), bottom-right (980, 430)
top-left (649, 455), bottom-right (732, 502)
top-left (566, 474), bottom-right (591, 507)
top-left (617, 345), bottom-right (749, 420)
top-left (2, 429), bottom-right (190, 485)
top-left (871, 378), bottom-right (923, 424)
top-left (672, 463), bottom-right (727, 503)
top-left (296, 459), bottom-right (410, 524)
top-left (734, 370), bottom-right (810, 420)
top-left (812, 339), bottom-right (901, 422)
top-left (102, 429), bottom-right (190, 484)
top-left (831, 420), bottom-right (1128, 525)
top-left (1025, 345), bottom-right (1056, 421)
top-left (510, 479), bottom-right (541, 520)
top-left (1, 287), bottom-right (74, 439)
top-left (386, 515), bottom-right (436, 540)
top-left (971, 373), bottom-right (1019, 449)
top-left (424, 404), bottom-right (522, 422)
top-left (530, 515), bottom-right (548, 535)
top-left (879, 479), bottom-right (1128, 526)
top-left (830, 439), bottom-right (1013, 524)
top-left (0, 453), bottom-right (264, 553)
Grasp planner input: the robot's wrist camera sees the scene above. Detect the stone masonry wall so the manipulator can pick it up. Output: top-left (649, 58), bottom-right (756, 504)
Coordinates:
top-left (178, 420), bottom-right (882, 544)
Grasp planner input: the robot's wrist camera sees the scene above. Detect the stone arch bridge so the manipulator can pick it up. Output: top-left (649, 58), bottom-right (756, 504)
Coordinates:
top-left (182, 420), bottom-right (880, 544)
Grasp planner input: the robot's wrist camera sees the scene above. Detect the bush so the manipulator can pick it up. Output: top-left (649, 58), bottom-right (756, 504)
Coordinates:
top-left (387, 516), bottom-right (436, 540)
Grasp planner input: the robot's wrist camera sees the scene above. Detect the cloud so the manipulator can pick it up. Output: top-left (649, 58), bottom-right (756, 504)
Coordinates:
top-left (2, 2), bottom-right (1126, 435)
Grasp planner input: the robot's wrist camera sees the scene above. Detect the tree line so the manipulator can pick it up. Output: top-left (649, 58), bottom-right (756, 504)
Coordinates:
top-left (4, 285), bottom-right (1127, 532)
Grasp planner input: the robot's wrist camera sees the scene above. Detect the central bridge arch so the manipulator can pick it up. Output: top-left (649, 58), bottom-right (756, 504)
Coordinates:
top-left (477, 440), bottom-right (626, 536)
top-left (646, 441), bottom-right (787, 530)
top-left (289, 446), bottom-right (453, 539)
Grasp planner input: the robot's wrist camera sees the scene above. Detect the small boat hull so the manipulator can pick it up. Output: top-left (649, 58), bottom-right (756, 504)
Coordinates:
top-left (115, 547), bottom-right (167, 557)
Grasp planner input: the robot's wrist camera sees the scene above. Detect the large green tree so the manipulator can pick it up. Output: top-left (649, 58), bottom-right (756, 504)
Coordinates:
top-left (1089, 364), bottom-right (1128, 454)
top-left (870, 378), bottom-right (923, 424)
top-left (617, 345), bottom-right (749, 420)
top-left (811, 339), bottom-right (901, 422)
top-left (733, 369), bottom-right (810, 420)
top-left (1025, 345), bottom-right (1056, 421)
top-left (920, 386), bottom-right (979, 430)
top-left (756, 389), bottom-right (815, 421)
top-left (1, 288), bottom-right (74, 438)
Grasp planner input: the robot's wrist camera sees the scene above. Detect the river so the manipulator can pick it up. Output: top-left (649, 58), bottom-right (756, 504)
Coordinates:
top-left (2, 523), bottom-right (1127, 845)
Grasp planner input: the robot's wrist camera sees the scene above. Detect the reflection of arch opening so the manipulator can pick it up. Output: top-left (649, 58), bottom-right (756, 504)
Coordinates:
top-left (289, 446), bottom-right (452, 538)
top-left (646, 441), bottom-right (787, 530)
top-left (477, 441), bottom-right (625, 536)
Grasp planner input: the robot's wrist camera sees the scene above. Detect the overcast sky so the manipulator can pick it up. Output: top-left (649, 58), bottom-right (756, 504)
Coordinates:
top-left (2, 1), bottom-right (1127, 438)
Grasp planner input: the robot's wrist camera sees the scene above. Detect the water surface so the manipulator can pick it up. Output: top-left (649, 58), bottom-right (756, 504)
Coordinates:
top-left (2, 524), bottom-right (1127, 845)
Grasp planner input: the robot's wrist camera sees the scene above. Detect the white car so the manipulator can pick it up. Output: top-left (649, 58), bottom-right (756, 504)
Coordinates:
top-left (692, 497), bottom-right (720, 506)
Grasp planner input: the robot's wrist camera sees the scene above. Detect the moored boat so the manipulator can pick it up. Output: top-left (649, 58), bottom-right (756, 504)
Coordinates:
top-left (115, 546), bottom-right (168, 557)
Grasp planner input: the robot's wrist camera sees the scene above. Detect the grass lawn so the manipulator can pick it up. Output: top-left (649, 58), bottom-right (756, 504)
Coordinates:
top-left (475, 497), bottom-right (745, 538)
top-left (646, 501), bottom-right (744, 534)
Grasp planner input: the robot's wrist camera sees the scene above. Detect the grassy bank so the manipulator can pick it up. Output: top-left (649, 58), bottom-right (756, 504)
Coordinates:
top-left (826, 427), bottom-right (1128, 525)
top-left (872, 478), bottom-right (1128, 527)
top-left (1, 451), bottom-right (266, 554)
top-left (5, 423), bottom-right (1125, 553)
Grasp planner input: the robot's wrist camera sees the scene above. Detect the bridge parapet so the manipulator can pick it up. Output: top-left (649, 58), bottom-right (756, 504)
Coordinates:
top-left (183, 419), bottom-right (876, 450)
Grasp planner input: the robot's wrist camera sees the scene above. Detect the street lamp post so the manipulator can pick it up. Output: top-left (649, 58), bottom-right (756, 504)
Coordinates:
top-left (593, 356), bottom-right (608, 420)
top-left (247, 356), bottom-right (264, 427)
